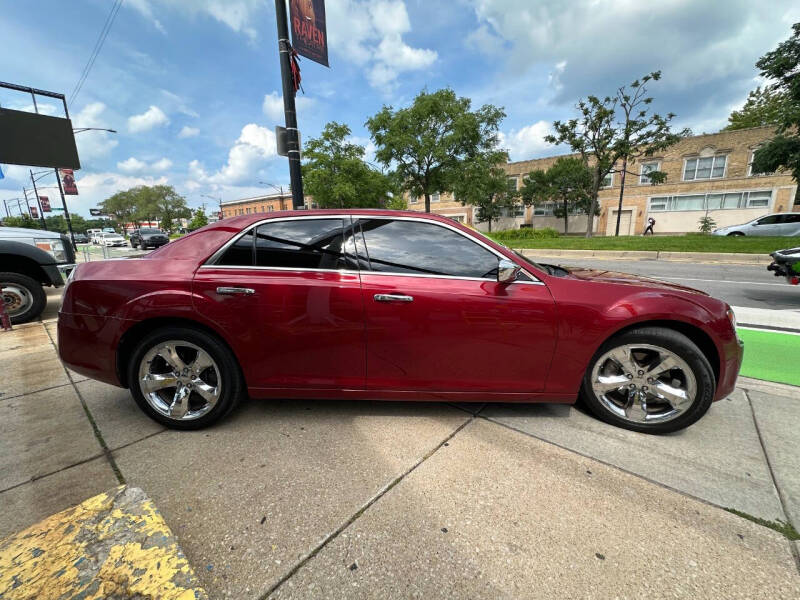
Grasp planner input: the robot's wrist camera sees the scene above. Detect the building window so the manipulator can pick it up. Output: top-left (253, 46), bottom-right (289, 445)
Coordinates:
top-left (639, 162), bottom-right (661, 184)
top-left (533, 203), bottom-right (555, 216)
top-left (513, 203), bottom-right (525, 217)
top-left (748, 151), bottom-right (774, 177)
top-left (449, 215), bottom-right (465, 223)
top-left (409, 194), bottom-right (418, 204)
top-left (507, 176), bottom-right (519, 190)
top-left (268, 206), bottom-right (274, 212)
top-left (683, 155), bottom-right (727, 181)
top-left (648, 190), bottom-right (771, 212)
top-left (431, 192), bottom-right (441, 203)
top-left (601, 171), bottom-right (613, 188)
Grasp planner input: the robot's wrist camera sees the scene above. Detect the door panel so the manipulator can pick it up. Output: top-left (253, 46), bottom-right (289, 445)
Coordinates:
top-left (193, 268), bottom-right (365, 389)
top-left (360, 274), bottom-right (557, 392)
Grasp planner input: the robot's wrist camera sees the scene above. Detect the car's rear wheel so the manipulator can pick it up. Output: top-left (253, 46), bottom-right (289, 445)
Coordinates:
top-left (128, 326), bottom-right (244, 429)
top-left (727, 232), bottom-right (745, 236)
top-left (580, 327), bottom-right (715, 434)
top-left (0, 272), bottom-right (47, 324)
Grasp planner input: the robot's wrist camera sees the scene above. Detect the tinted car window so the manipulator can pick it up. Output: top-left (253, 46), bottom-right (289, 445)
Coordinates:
top-left (784, 214), bottom-right (800, 223)
top-left (359, 219), bottom-right (498, 279)
top-left (217, 231), bottom-right (255, 266)
top-left (757, 215), bottom-right (781, 225)
top-left (255, 219), bottom-right (348, 270)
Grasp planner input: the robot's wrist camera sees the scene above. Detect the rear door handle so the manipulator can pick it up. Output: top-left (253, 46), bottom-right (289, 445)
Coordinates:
top-left (216, 286), bottom-right (255, 296)
top-left (374, 293), bottom-right (414, 303)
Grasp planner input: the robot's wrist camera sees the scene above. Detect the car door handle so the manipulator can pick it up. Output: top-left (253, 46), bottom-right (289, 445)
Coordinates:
top-left (216, 286), bottom-right (255, 296)
top-left (374, 293), bottom-right (414, 303)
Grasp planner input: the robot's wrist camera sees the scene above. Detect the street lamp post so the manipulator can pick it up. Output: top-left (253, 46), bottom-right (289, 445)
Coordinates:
top-left (258, 182), bottom-right (289, 210)
top-left (201, 194), bottom-right (223, 220)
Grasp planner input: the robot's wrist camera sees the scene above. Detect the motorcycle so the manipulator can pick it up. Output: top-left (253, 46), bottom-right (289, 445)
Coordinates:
top-left (767, 246), bottom-right (800, 285)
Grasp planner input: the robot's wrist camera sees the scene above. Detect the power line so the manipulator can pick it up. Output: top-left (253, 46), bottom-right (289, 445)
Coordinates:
top-left (69, 0), bottom-right (125, 107)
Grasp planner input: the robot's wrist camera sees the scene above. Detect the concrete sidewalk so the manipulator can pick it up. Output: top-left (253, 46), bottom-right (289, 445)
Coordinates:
top-left (1, 321), bottom-right (798, 598)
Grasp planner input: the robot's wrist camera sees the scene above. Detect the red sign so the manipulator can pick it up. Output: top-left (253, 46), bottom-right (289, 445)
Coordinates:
top-left (60, 168), bottom-right (78, 195)
top-left (39, 196), bottom-right (51, 212)
top-left (30, 205), bottom-right (38, 219)
top-left (290, 0), bottom-right (329, 67)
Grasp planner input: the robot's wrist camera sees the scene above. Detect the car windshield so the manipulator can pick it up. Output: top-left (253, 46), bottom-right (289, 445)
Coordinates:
top-left (140, 228), bottom-right (161, 233)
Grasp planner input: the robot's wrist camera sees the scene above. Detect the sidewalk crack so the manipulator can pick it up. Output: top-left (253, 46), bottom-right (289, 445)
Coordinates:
top-left (258, 415), bottom-right (474, 600)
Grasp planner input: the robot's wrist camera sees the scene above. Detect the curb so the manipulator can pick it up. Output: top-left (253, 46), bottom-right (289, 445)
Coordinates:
top-left (516, 248), bottom-right (773, 265)
top-left (0, 485), bottom-right (207, 599)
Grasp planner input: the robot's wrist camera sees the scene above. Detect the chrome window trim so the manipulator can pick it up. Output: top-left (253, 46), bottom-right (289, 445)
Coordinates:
top-left (204, 213), bottom-right (544, 285)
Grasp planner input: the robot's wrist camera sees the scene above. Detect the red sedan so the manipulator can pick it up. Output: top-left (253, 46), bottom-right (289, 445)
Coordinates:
top-left (58, 210), bottom-right (743, 433)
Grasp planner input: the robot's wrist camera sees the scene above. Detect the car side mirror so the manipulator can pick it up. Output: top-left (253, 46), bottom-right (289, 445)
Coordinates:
top-left (498, 258), bottom-right (520, 284)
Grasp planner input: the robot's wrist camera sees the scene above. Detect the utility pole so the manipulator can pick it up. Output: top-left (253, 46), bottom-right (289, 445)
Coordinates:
top-left (274, 0), bottom-right (304, 209)
top-left (54, 168), bottom-right (77, 249)
top-left (28, 171), bottom-right (48, 230)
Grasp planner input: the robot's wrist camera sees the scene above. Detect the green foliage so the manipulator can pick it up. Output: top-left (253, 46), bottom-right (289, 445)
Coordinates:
top-left (520, 157), bottom-right (593, 234)
top-left (724, 86), bottom-right (791, 130)
top-left (367, 88), bottom-right (506, 213)
top-left (451, 152), bottom-right (516, 231)
top-left (303, 122), bottom-right (396, 208)
top-left (2, 214), bottom-right (40, 229)
top-left (546, 71), bottom-right (688, 237)
top-left (491, 227), bottom-right (560, 240)
top-left (188, 208), bottom-right (209, 230)
top-left (750, 23), bottom-right (800, 189)
top-left (99, 185), bottom-right (190, 232)
top-left (698, 215), bottom-right (717, 234)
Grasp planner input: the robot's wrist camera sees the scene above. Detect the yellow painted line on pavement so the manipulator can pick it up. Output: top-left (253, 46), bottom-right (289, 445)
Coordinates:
top-left (0, 486), bottom-right (206, 600)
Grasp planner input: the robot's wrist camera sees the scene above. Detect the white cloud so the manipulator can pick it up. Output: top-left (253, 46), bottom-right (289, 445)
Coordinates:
top-left (189, 123), bottom-right (278, 185)
top-left (117, 157), bottom-right (148, 173)
top-left (499, 121), bottom-right (557, 160)
top-left (74, 102), bottom-right (119, 162)
top-left (117, 157), bottom-right (173, 174)
top-left (178, 126), bottom-right (200, 138)
top-left (128, 105), bottom-right (169, 133)
top-left (126, 0), bottom-right (166, 33)
top-left (151, 158), bottom-right (173, 171)
top-left (262, 92), bottom-right (315, 122)
top-left (326, 0), bottom-right (437, 91)
top-left (129, 0), bottom-right (262, 40)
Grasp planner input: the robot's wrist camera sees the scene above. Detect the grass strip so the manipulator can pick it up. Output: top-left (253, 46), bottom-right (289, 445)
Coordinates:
top-left (724, 508), bottom-right (800, 541)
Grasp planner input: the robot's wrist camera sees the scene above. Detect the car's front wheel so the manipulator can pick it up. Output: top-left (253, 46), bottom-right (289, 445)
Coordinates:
top-left (727, 231), bottom-right (745, 236)
top-left (128, 326), bottom-right (244, 429)
top-left (0, 272), bottom-right (47, 324)
top-left (580, 327), bottom-right (715, 434)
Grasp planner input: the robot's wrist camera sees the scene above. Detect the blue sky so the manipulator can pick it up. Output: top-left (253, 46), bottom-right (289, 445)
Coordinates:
top-left (1, 0), bottom-right (798, 217)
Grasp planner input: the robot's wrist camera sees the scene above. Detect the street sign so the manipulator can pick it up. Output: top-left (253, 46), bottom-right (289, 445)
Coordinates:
top-left (89, 208), bottom-right (104, 216)
top-left (60, 168), bottom-right (78, 195)
top-left (39, 196), bottom-right (51, 212)
top-left (30, 205), bottom-right (38, 218)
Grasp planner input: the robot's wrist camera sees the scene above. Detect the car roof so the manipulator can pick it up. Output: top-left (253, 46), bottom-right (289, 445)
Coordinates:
top-left (204, 209), bottom-right (465, 232)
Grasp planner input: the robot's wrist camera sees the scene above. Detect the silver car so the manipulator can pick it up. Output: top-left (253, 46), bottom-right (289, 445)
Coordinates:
top-left (713, 213), bottom-right (800, 236)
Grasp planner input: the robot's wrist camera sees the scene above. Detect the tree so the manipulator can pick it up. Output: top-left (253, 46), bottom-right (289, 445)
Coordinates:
top-left (724, 86), bottom-right (791, 130)
top-left (545, 72), bottom-right (688, 237)
top-left (188, 207), bottom-right (209, 230)
top-left (302, 122), bottom-right (396, 208)
top-left (367, 88), bottom-right (505, 213)
top-left (698, 215), bottom-right (717, 234)
top-left (451, 152), bottom-right (516, 232)
top-left (2, 214), bottom-right (40, 229)
top-left (99, 189), bottom-right (137, 226)
top-left (750, 23), bottom-right (800, 195)
top-left (520, 157), bottom-right (593, 235)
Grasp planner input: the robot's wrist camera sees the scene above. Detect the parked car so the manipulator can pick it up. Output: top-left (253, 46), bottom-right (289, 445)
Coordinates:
top-left (129, 227), bottom-right (169, 249)
top-left (73, 233), bottom-right (89, 244)
top-left (1, 226), bottom-right (75, 323)
top-left (87, 228), bottom-right (103, 244)
top-left (102, 227), bottom-right (116, 233)
top-left (99, 232), bottom-right (127, 247)
top-left (58, 210), bottom-right (742, 433)
top-left (713, 213), bottom-right (800, 236)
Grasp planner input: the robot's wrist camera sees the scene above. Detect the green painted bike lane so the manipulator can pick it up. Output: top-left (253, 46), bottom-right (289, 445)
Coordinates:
top-left (737, 327), bottom-right (800, 387)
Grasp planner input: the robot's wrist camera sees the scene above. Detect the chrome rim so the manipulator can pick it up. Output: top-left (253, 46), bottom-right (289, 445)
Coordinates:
top-left (137, 340), bottom-right (221, 421)
top-left (591, 343), bottom-right (697, 424)
top-left (1, 284), bottom-right (32, 317)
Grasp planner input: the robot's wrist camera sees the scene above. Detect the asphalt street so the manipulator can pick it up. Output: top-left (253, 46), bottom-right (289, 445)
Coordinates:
top-left (526, 256), bottom-right (800, 311)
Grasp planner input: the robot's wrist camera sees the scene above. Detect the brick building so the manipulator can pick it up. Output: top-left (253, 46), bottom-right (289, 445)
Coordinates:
top-left (406, 126), bottom-right (798, 235)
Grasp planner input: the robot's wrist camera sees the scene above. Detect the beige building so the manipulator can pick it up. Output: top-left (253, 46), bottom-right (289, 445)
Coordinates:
top-left (406, 126), bottom-right (798, 235)
top-left (221, 191), bottom-right (321, 218)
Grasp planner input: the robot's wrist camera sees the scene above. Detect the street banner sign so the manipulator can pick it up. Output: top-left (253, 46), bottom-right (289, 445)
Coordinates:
top-left (60, 168), bottom-right (79, 195)
top-left (0, 108), bottom-right (81, 170)
top-left (290, 0), bottom-right (329, 67)
top-left (39, 196), bottom-right (51, 212)
top-left (89, 208), bottom-right (104, 216)
top-left (30, 205), bottom-right (38, 218)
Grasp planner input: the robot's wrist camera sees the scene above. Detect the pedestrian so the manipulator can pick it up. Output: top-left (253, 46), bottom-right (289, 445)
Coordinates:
top-left (643, 217), bottom-right (655, 235)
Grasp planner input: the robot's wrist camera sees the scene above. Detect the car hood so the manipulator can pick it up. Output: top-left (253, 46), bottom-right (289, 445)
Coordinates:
top-left (561, 267), bottom-right (708, 295)
top-left (0, 226), bottom-right (63, 239)
top-left (141, 232), bottom-right (167, 238)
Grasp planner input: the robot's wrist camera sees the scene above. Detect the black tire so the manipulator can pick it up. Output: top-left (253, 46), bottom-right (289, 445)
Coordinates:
top-left (580, 327), bottom-right (715, 434)
top-left (0, 272), bottom-right (47, 324)
top-left (727, 232), bottom-right (745, 237)
top-left (130, 241), bottom-right (137, 248)
top-left (127, 326), bottom-right (244, 430)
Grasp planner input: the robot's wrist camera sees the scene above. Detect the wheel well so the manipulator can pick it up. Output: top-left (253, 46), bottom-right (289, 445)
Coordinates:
top-left (0, 254), bottom-right (48, 284)
top-left (610, 320), bottom-right (720, 384)
top-left (116, 317), bottom-right (239, 388)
